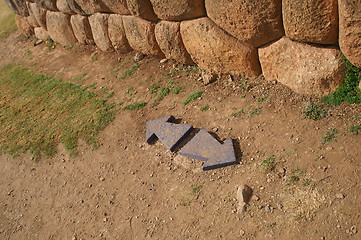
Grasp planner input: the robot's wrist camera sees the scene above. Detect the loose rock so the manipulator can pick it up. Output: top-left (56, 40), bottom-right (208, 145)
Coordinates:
top-left (236, 185), bottom-right (253, 213)
top-left (89, 13), bottom-right (112, 51)
top-left (201, 71), bottom-right (217, 85)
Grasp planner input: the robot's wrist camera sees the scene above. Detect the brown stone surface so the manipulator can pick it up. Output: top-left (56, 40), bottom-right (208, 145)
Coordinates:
top-left (205, 0), bottom-right (283, 47)
top-left (28, 2), bottom-right (47, 29)
top-left (89, 13), bottom-right (112, 51)
top-left (282, 0), bottom-right (338, 45)
top-left (73, 0), bottom-right (110, 15)
top-left (35, 0), bottom-right (58, 11)
top-left (46, 11), bottom-right (77, 45)
top-left (70, 15), bottom-right (94, 45)
top-left (26, 2), bottom-right (40, 28)
top-left (150, 0), bottom-right (205, 21)
top-left (123, 16), bottom-right (164, 56)
top-left (155, 21), bottom-right (192, 64)
top-left (259, 37), bottom-right (343, 96)
top-left (108, 14), bottom-right (131, 53)
top-left (34, 27), bottom-right (50, 41)
top-left (339, 0), bottom-right (361, 68)
top-left (5, 0), bottom-right (29, 16)
top-left (180, 17), bottom-right (261, 77)
top-left (56, 0), bottom-right (75, 15)
top-left (15, 15), bottom-right (34, 36)
top-left (102, 0), bottom-right (130, 14)
top-left (126, 0), bottom-right (158, 21)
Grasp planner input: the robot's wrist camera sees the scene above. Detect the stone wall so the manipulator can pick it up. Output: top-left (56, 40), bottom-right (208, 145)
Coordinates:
top-left (6, 0), bottom-right (361, 96)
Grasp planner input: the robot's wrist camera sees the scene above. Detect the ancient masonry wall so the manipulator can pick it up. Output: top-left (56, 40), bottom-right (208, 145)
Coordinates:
top-left (6, 0), bottom-right (361, 96)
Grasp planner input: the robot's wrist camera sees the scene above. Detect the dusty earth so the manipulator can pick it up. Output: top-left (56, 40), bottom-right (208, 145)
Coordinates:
top-left (0, 31), bottom-right (360, 240)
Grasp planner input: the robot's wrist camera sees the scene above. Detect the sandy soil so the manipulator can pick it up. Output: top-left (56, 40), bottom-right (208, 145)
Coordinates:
top-left (0, 32), bottom-right (360, 240)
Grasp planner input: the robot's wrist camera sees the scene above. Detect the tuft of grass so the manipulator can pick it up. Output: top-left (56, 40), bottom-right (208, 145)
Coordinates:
top-left (322, 128), bottom-right (338, 144)
top-left (110, 68), bottom-right (121, 76)
top-left (256, 95), bottom-right (270, 103)
top-left (149, 84), bottom-right (160, 94)
top-left (0, 1), bottom-right (17, 39)
top-left (348, 124), bottom-right (361, 135)
top-left (123, 101), bottom-right (147, 110)
top-left (118, 61), bottom-right (139, 80)
top-left (73, 72), bottom-right (88, 83)
top-left (287, 168), bottom-right (311, 186)
top-left (302, 102), bottom-right (328, 120)
top-left (0, 63), bottom-right (117, 159)
top-left (322, 56), bottom-right (361, 106)
top-left (260, 155), bottom-right (276, 173)
top-left (158, 87), bottom-right (170, 100)
top-left (231, 108), bottom-right (244, 117)
top-left (248, 105), bottom-right (262, 117)
top-left (183, 90), bottom-right (203, 105)
top-left (172, 86), bottom-right (183, 94)
top-left (200, 105), bottom-right (210, 112)
top-left (191, 184), bottom-right (203, 194)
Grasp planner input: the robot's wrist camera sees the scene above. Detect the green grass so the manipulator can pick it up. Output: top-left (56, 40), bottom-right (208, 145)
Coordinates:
top-left (248, 105), bottom-right (262, 117)
top-left (158, 87), bottom-right (170, 100)
top-left (0, 63), bottom-right (118, 159)
top-left (302, 102), bottom-right (328, 120)
top-left (231, 108), bottom-right (244, 117)
top-left (0, 1), bottom-right (17, 39)
top-left (191, 184), bottom-right (203, 194)
top-left (323, 56), bottom-right (361, 106)
top-left (118, 61), bottom-right (139, 80)
top-left (260, 155), bottom-right (276, 173)
top-left (123, 101), bottom-right (147, 110)
top-left (183, 90), bottom-right (203, 105)
top-left (322, 128), bottom-right (338, 144)
top-left (348, 124), bottom-right (361, 135)
top-left (200, 105), bottom-right (210, 112)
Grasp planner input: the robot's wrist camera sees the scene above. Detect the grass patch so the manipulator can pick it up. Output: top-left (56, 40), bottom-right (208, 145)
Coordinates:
top-left (323, 56), bottom-right (361, 106)
top-left (200, 105), bottom-right (210, 112)
top-left (183, 90), bottom-right (203, 105)
top-left (348, 124), bottom-right (361, 135)
top-left (260, 155), bottom-right (276, 173)
top-left (0, 63), bottom-right (117, 159)
top-left (123, 101), bottom-right (147, 110)
top-left (322, 128), bottom-right (338, 144)
top-left (118, 61), bottom-right (139, 80)
top-left (0, 1), bottom-right (17, 39)
top-left (191, 184), bottom-right (203, 194)
top-left (248, 106), bottom-right (262, 117)
top-left (231, 108), bottom-right (244, 117)
top-left (302, 102), bottom-right (328, 120)
top-left (158, 87), bottom-right (170, 100)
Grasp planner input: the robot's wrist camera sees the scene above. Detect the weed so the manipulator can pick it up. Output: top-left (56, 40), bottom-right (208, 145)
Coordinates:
top-left (172, 86), bottom-right (183, 94)
top-left (238, 79), bottom-right (250, 92)
top-left (266, 222), bottom-right (276, 229)
top-left (322, 128), bottom-right (338, 144)
top-left (260, 155), bottom-right (276, 172)
top-left (302, 102), bottom-right (328, 120)
top-left (323, 56), bottom-right (361, 106)
top-left (106, 91), bottom-right (115, 98)
top-left (118, 61), bottom-right (139, 80)
top-left (0, 63), bottom-right (117, 159)
top-left (239, 94), bottom-right (246, 98)
top-left (73, 72), bottom-right (88, 83)
top-left (231, 108), bottom-right (244, 117)
top-left (256, 95), bottom-right (270, 103)
top-left (149, 84), bottom-right (160, 94)
top-left (200, 105), bottom-right (210, 112)
top-left (25, 49), bottom-right (32, 56)
top-left (91, 52), bottom-right (97, 62)
top-left (191, 184), bottom-right (203, 194)
top-left (248, 106), bottom-right (262, 117)
top-left (45, 38), bottom-right (56, 50)
top-left (158, 87), bottom-right (170, 100)
top-left (123, 101), bottom-right (147, 110)
top-left (348, 124), bottom-right (361, 135)
top-left (110, 68), bottom-right (120, 76)
top-left (183, 90), bottom-right (203, 105)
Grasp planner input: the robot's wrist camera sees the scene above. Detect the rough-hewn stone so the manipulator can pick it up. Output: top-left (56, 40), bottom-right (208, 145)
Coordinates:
top-left (28, 2), bottom-right (47, 29)
top-left (150, 0), bottom-right (205, 21)
top-left (205, 0), bottom-right (284, 47)
top-left (27, 2), bottom-right (40, 28)
top-left (35, 0), bottom-right (58, 11)
top-left (56, 0), bottom-right (75, 15)
top-left (70, 15), bottom-right (94, 45)
top-left (123, 16), bottom-right (164, 56)
top-left (126, 0), bottom-right (158, 21)
top-left (282, 0), bottom-right (338, 44)
top-left (155, 21), bottom-right (192, 64)
top-left (102, 0), bottom-right (130, 14)
top-left (73, 0), bottom-right (110, 15)
top-left (259, 37), bottom-right (343, 96)
top-left (66, 0), bottom-right (86, 15)
top-left (5, 0), bottom-right (29, 16)
top-left (15, 15), bottom-right (34, 36)
top-left (108, 15), bottom-right (131, 53)
top-left (34, 27), bottom-right (49, 40)
top-left (89, 13), bottom-right (112, 51)
top-left (46, 11), bottom-right (77, 45)
top-left (339, 0), bottom-right (361, 68)
top-left (180, 17), bottom-right (261, 77)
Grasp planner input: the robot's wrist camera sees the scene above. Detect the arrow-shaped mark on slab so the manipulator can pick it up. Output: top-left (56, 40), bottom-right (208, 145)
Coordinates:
top-left (146, 116), bottom-right (193, 152)
top-left (179, 129), bottom-right (238, 170)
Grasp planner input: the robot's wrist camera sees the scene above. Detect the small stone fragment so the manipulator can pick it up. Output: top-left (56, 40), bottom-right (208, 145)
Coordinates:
top-left (251, 195), bottom-right (260, 201)
top-left (265, 205), bottom-right (271, 212)
top-left (133, 52), bottom-right (145, 62)
top-left (202, 71), bottom-right (217, 85)
top-left (236, 185), bottom-right (253, 213)
top-left (160, 58), bottom-right (168, 64)
top-left (336, 193), bottom-right (345, 199)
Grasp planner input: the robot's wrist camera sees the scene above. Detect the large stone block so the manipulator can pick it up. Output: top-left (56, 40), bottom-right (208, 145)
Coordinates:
top-left (5, 0), bottom-right (29, 16)
top-left (46, 11), bottom-right (77, 45)
top-left (339, 0), bottom-right (361, 68)
top-left (180, 17), bottom-right (261, 77)
top-left (102, 0), bottom-right (130, 14)
top-left (73, 0), bottom-right (110, 15)
top-left (35, 0), bottom-right (58, 11)
top-left (26, 2), bottom-right (40, 28)
top-left (150, 0), bottom-right (205, 21)
top-left (15, 15), bottom-right (34, 36)
top-left (155, 21), bottom-right (192, 64)
top-left (66, 0), bottom-right (86, 15)
top-left (70, 15), bottom-right (94, 45)
top-left (126, 0), bottom-right (158, 21)
top-left (28, 2), bottom-right (47, 29)
top-left (123, 16), bottom-right (164, 56)
top-left (34, 27), bottom-right (50, 41)
top-left (259, 37), bottom-right (343, 96)
top-left (205, 0), bottom-right (284, 48)
top-left (108, 14), bottom-right (131, 53)
top-left (282, 0), bottom-right (338, 45)
top-left (89, 13), bottom-right (112, 51)
top-left (56, 0), bottom-right (75, 15)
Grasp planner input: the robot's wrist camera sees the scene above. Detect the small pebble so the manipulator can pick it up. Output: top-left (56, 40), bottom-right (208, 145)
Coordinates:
top-left (265, 205), bottom-right (271, 212)
top-left (239, 229), bottom-right (245, 236)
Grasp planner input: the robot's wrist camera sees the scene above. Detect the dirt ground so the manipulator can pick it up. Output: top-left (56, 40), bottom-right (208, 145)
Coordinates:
top-left (0, 31), bottom-right (360, 240)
